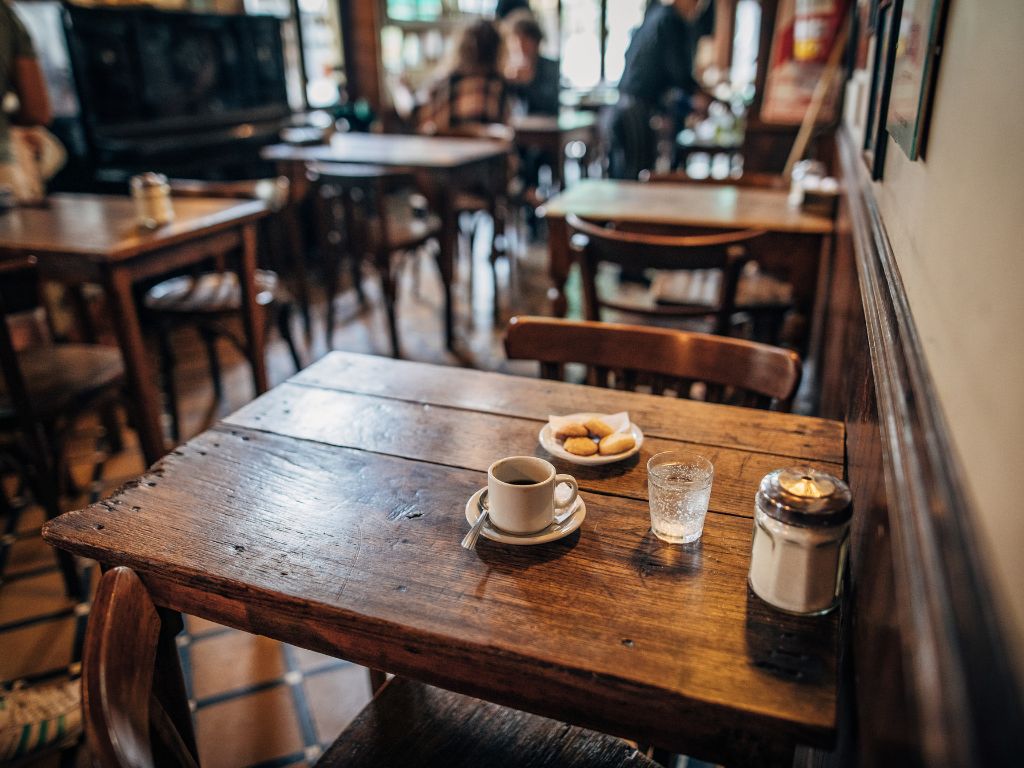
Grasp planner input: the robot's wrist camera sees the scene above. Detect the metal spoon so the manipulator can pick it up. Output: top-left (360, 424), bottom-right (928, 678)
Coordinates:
top-left (461, 490), bottom-right (491, 550)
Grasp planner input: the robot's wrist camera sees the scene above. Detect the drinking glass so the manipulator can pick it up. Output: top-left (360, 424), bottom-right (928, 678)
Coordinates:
top-left (647, 451), bottom-right (714, 544)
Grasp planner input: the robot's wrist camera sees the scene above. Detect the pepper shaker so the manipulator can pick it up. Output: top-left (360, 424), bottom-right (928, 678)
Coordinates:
top-left (748, 467), bottom-right (852, 615)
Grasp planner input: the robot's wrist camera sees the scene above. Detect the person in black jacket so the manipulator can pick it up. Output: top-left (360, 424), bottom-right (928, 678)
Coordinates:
top-left (495, 0), bottom-right (530, 20)
top-left (609, 0), bottom-right (716, 180)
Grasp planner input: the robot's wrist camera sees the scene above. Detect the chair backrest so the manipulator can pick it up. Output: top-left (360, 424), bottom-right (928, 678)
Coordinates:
top-left (504, 316), bottom-right (802, 410)
top-left (566, 213), bottom-right (766, 333)
top-left (83, 567), bottom-right (199, 768)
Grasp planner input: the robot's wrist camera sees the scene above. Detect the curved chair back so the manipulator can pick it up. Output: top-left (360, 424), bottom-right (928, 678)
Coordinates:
top-left (83, 567), bottom-right (199, 768)
top-left (566, 213), bottom-right (766, 334)
top-left (505, 315), bottom-right (802, 410)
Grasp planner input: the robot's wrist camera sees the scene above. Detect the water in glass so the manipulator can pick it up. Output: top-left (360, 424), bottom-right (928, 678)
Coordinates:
top-left (647, 453), bottom-right (713, 544)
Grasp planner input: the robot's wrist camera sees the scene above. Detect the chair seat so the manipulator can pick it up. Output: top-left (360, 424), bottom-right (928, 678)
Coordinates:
top-left (369, 198), bottom-right (441, 251)
top-left (144, 270), bottom-right (283, 315)
top-left (0, 344), bottom-right (124, 422)
top-left (318, 677), bottom-right (658, 768)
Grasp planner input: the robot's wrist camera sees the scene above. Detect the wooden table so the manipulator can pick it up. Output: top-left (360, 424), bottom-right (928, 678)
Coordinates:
top-left (512, 111), bottom-right (598, 189)
top-left (263, 133), bottom-right (511, 350)
top-left (45, 351), bottom-right (843, 765)
top-left (0, 194), bottom-right (269, 464)
top-left (540, 179), bottom-right (835, 322)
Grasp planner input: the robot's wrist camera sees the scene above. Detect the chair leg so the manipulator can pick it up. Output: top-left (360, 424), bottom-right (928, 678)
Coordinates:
top-left (198, 327), bottom-right (224, 405)
top-left (276, 303), bottom-right (302, 371)
top-left (156, 325), bottom-right (182, 445)
top-left (380, 254), bottom-right (401, 358)
top-left (23, 455), bottom-right (81, 600)
top-left (99, 403), bottom-right (124, 454)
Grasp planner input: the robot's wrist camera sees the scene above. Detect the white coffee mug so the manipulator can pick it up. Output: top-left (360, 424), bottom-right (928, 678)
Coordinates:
top-left (487, 456), bottom-right (579, 535)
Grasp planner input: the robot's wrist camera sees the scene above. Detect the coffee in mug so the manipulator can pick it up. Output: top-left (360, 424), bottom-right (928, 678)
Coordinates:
top-left (486, 456), bottom-right (578, 535)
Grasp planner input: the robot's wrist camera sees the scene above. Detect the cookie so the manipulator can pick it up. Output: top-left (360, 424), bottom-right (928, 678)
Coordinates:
top-left (584, 418), bottom-right (614, 438)
top-left (598, 433), bottom-right (635, 456)
top-left (564, 436), bottom-right (599, 456)
top-left (553, 421), bottom-right (589, 440)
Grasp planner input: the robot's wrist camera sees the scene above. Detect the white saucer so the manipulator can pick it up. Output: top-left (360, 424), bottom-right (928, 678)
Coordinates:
top-left (539, 412), bottom-right (644, 466)
top-left (464, 487), bottom-right (586, 545)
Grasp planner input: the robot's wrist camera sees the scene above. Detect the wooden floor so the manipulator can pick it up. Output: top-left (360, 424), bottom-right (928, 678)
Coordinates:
top-left (0, 228), bottom-right (565, 768)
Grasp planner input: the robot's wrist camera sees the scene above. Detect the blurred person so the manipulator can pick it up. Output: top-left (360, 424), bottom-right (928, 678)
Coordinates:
top-left (495, 0), bottom-right (531, 20)
top-left (609, 0), bottom-right (718, 180)
top-left (0, 1), bottom-right (60, 203)
top-left (504, 8), bottom-right (559, 116)
top-left (418, 19), bottom-right (509, 134)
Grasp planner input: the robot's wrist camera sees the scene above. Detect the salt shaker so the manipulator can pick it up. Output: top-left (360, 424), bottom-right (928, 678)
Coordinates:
top-left (130, 173), bottom-right (174, 229)
top-left (748, 467), bottom-right (852, 615)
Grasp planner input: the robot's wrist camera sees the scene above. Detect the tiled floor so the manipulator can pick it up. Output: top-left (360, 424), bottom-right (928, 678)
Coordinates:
top-left (0, 227), bottom-right (552, 767)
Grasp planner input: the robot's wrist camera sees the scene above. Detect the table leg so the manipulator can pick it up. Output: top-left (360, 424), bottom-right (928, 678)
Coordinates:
top-left (238, 223), bottom-right (269, 394)
top-left (547, 215), bottom-right (570, 317)
top-left (550, 136), bottom-right (564, 191)
top-left (435, 184), bottom-right (457, 350)
top-left (101, 268), bottom-right (166, 465)
top-left (155, 608), bottom-right (200, 762)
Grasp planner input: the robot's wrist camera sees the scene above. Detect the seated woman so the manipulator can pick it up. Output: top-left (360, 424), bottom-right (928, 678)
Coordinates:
top-left (417, 20), bottom-right (509, 134)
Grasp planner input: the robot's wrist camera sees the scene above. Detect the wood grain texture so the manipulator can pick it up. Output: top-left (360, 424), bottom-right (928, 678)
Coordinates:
top-left (540, 180), bottom-right (833, 235)
top-left (0, 194), bottom-right (267, 261)
top-left (46, 354), bottom-right (843, 765)
top-left (289, 353), bottom-right (843, 463)
top-left (262, 133), bottom-right (511, 169)
top-left (322, 677), bottom-right (658, 767)
top-left (221, 383), bottom-right (840, 519)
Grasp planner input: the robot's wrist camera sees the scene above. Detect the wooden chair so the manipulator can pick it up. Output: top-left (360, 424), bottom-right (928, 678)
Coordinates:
top-left (432, 123), bottom-right (517, 323)
top-left (567, 213), bottom-right (769, 337)
top-left (144, 179), bottom-right (303, 442)
top-left (83, 566), bottom-right (659, 768)
top-left (504, 316), bottom-right (802, 410)
top-left (308, 162), bottom-right (442, 357)
top-left (643, 172), bottom-right (798, 341)
top-left (0, 257), bottom-right (127, 597)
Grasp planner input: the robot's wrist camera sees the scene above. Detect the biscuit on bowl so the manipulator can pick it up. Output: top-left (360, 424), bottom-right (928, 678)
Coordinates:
top-left (564, 436), bottom-right (599, 456)
top-left (598, 433), bottom-right (635, 456)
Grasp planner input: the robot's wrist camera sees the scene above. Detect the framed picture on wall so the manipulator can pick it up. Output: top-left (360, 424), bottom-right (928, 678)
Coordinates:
top-left (886, 0), bottom-right (948, 159)
top-left (863, 0), bottom-right (901, 179)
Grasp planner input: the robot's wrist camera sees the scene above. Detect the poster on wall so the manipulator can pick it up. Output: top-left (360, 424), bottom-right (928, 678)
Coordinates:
top-left (886, 0), bottom-right (947, 159)
top-left (863, 0), bottom-right (901, 179)
top-left (760, 0), bottom-right (852, 125)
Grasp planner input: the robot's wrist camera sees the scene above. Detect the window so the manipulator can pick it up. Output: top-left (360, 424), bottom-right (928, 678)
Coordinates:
top-left (560, 0), bottom-right (647, 89)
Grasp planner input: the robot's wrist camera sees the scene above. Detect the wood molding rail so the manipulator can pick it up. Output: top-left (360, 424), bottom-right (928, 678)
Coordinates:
top-left (835, 127), bottom-right (1021, 765)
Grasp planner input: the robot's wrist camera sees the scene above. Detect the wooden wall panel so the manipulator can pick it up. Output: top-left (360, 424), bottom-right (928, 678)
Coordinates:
top-left (819, 129), bottom-right (1022, 766)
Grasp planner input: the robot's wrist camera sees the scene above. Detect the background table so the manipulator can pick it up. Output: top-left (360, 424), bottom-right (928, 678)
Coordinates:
top-left (0, 194), bottom-right (269, 463)
top-left (540, 179), bottom-right (835, 342)
top-left (512, 111), bottom-right (598, 190)
top-left (264, 134), bottom-right (511, 349)
top-left (45, 352), bottom-right (844, 766)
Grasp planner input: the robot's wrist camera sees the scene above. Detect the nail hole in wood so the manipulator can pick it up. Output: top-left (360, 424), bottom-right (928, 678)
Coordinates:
top-left (94, 524), bottom-right (104, 530)
top-left (396, 585), bottom-right (408, 592)
top-left (233, 545), bottom-right (245, 553)
top-left (621, 639), bottom-right (634, 648)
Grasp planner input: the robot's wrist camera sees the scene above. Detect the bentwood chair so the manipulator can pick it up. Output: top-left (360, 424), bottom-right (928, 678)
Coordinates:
top-left (308, 162), bottom-right (441, 357)
top-left (504, 316), bottom-right (802, 411)
top-left (0, 257), bottom-right (127, 597)
top-left (83, 566), bottom-right (660, 768)
top-left (566, 213), bottom-right (771, 338)
top-left (432, 123), bottom-right (517, 322)
top-left (144, 179), bottom-right (303, 442)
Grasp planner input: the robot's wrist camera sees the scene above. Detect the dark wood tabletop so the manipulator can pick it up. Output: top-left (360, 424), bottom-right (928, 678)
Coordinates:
top-left (44, 352), bottom-right (844, 765)
top-left (0, 194), bottom-right (268, 261)
top-left (0, 193), bottom-right (270, 464)
top-left (541, 179), bottom-right (833, 234)
top-left (262, 132), bottom-right (511, 169)
top-left (511, 111), bottom-right (598, 135)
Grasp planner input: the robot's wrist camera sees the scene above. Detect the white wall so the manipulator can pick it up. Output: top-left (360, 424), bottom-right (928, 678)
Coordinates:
top-left (869, 0), bottom-right (1024, 684)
